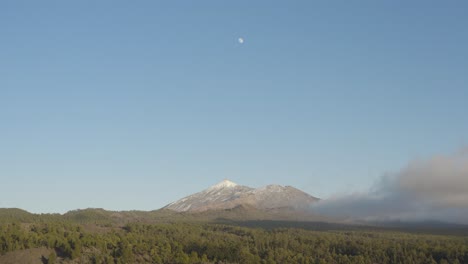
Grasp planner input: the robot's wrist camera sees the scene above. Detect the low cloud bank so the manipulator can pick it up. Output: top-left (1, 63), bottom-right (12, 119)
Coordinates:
top-left (314, 149), bottom-right (468, 223)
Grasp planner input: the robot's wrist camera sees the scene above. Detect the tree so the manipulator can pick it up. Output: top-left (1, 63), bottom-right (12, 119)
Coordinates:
top-left (48, 251), bottom-right (57, 264)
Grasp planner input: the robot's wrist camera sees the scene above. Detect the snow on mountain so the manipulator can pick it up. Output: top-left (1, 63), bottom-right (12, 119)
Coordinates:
top-left (207, 179), bottom-right (238, 189)
top-left (163, 180), bottom-right (254, 212)
top-left (164, 180), bottom-right (319, 212)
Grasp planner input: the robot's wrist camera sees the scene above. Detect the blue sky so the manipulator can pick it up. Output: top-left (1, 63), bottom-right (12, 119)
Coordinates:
top-left (1, 1), bottom-right (468, 213)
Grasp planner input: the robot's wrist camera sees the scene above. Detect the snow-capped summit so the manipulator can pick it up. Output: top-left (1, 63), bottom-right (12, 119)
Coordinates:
top-left (164, 180), bottom-right (319, 212)
top-left (208, 179), bottom-right (238, 189)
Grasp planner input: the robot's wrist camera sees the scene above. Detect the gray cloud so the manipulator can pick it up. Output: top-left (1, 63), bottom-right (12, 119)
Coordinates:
top-left (314, 149), bottom-right (468, 223)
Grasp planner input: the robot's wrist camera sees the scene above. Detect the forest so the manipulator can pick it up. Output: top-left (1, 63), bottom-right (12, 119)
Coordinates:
top-left (1, 208), bottom-right (468, 264)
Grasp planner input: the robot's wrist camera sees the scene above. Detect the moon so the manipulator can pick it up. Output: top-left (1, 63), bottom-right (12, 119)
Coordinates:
top-left (238, 37), bottom-right (244, 44)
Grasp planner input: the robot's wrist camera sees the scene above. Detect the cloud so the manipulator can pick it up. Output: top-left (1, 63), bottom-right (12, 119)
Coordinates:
top-left (314, 148), bottom-right (468, 223)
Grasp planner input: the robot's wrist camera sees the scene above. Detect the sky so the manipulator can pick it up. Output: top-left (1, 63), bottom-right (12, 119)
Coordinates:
top-left (1, 1), bottom-right (468, 214)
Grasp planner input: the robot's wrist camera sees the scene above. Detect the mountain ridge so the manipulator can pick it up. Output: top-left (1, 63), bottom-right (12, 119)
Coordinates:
top-left (164, 179), bottom-right (320, 213)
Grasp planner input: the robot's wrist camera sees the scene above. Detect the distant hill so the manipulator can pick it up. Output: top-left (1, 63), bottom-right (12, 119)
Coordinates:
top-left (0, 207), bottom-right (467, 236)
top-left (0, 208), bottom-right (33, 220)
top-left (0, 206), bottom-right (331, 226)
top-left (0, 208), bottom-right (61, 223)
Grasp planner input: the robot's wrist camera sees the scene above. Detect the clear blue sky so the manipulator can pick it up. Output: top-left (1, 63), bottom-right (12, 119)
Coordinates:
top-left (1, 1), bottom-right (467, 213)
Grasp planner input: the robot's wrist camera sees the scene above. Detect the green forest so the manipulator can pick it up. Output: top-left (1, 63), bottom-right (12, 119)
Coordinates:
top-left (0, 209), bottom-right (467, 263)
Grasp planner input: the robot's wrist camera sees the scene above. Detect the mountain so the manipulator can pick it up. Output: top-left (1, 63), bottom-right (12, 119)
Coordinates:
top-left (164, 179), bottom-right (320, 212)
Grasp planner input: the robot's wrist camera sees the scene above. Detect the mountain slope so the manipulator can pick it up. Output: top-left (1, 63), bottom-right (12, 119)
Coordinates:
top-left (164, 180), bottom-right (255, 212)
top-left (164, 179), bottom-right (320, 212)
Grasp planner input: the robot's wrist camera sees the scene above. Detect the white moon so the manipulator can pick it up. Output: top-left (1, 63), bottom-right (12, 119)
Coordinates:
top-left (238, 37), bottom-right (244, 44)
